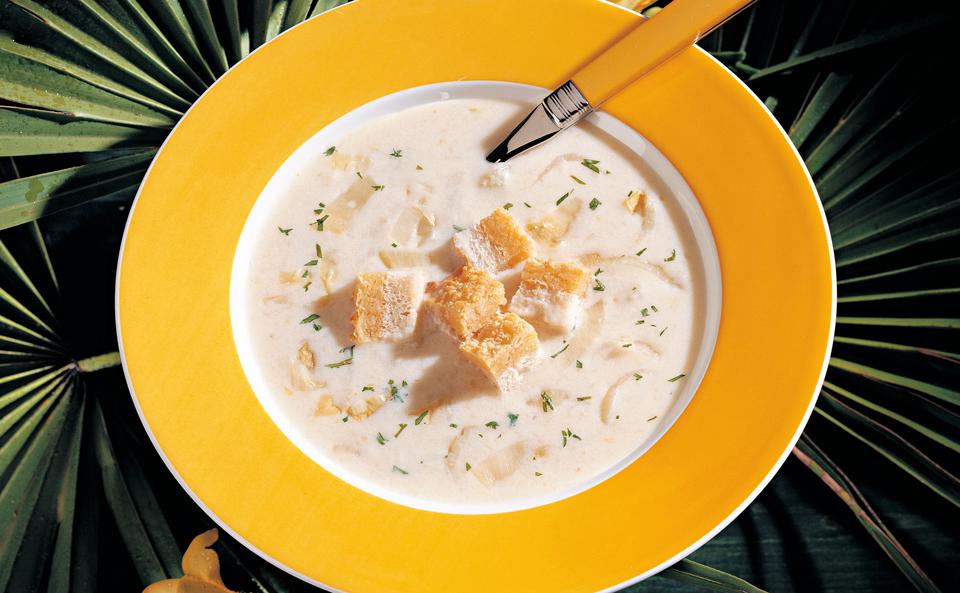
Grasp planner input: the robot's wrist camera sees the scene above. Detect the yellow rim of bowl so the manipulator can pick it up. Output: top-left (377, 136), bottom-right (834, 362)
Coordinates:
top-left (116, 1), bottom-right (836, 591)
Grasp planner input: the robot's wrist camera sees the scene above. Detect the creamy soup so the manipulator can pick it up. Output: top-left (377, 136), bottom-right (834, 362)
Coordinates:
top-left (239, 98), bottom-right (702, 507)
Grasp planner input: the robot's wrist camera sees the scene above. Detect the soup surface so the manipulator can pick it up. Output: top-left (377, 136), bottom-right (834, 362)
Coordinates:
top-left (240, 98), bottom-right (701, 506)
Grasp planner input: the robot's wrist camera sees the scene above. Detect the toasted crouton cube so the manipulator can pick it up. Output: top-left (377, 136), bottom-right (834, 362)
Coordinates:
top-left (510, 258), bottom-right (590, 330)
top-left (351, 271), bottom-right (423, 343)
top-left (453, 208), bottom-right (534, 272)
top-left (426, 266), bottom-right (505, 339)
top-left (459, 312), bottom-right (540, 391)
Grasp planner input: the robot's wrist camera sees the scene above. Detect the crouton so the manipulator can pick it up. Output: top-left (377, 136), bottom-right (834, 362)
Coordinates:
top-left (509, 258), bottom-right (590, 330)
top-left (459, 312), bottom-right (540, 391)
top-left (350, 271), bottom-right (423, 343)
top-left (453, 208), bottom-right (533, 272)
top-left (426, 266), bottom-right (505, 339)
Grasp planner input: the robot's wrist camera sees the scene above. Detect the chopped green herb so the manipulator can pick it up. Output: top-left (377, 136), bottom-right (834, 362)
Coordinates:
top-left (416, 164), bottom-right (423, 170)
top-left (485, 421), bottom-right (499, 429)
top-left (356, 171), bottom-right (363, 179)
top-left (535, 472), bottom-right (543, 477)
top-left (325, 358), bottom-right (353, 369)
top-left (361, 385), bottom-right (374, 392)
top-left (523, 201), bottom-right (532, 208)
top-left (651, 305), bottom-right (658, 312)
top-left (394, 423), bottom-right (407, 437)
top-left (316, 244), bottom-right (323, 259)
top-left (376, 432), bottom-right (387, 445)
top-left (593, 278), bottom-right (605, 292)
top-left (340, 345), bottom-right (356, 356)
top-left (576, 396), bottom-right (592, 401)
top-left (633, 373), bottom-right (643, 381)
top-left (508, 413), bottom-right (519, 426)
top-left (550, 342), bottom-right (570, 358)
top-left (570, 175), bottom-right (586, 185)
top-left (449, 423), bottom-right (458, 428)
top-left (465, 462), bottom-right (472, 471)
top-left (664, 249), bottom-right (677, 262)
top-left (315, 214), bottom-right (329, 231)
top-left (556, 191), bottom-right (570, 206)
top-left (576, 360), bottom-right (583, 369)
top-left (304, 259), bottom-right (318, 266)
top-left (278, 227), bottom-right (292, 235)
top-left (640, 307), bottom-right (649, 317)
top-left (391, 242), bottom-right (398, 248)
top-left (647, 416), bottom-right (658, 422)
top-left (588, 197), bottom-right (602, 210)
top-left (312, 323), bottom-right (322, 332)
top-left (323, 146), bottom-right (336, 156)
top-left (371, 184), bottom-right (385, 191)
top-left (660, 327), bottom-right (668, 336)
top-left (540, 391), bottom-right (555, 412)
top-left (301, 270), bottom-right (309, 278)
top-left (401, 380), bottom-right (408, 387)
top-left (594, 268), bottom-right (603, 276)
top-left (503, 203), bottom-right (514, 210)
top-left (580, 158), bottom-right (600, 173)
top-left (392, 465), bottom-right (408, 474)
top-left (561, 428), bottom-right (581, 447)
top-left (452, 225), bottom-right (465, 232)
top-left (390, 148), bottom-right (403, 158)
top-left (635, 320), bottom-right (645, 325)
top-left (300, 314), bottom-right (320, 324)
top-left (668, 373), bottom-right (686, 382)
top-left (302, 282), bottom-right (312, 291)
top-left (622, 343), bottom-right (632, 348)
top-left (414, 410), bottom-right (429, 425)
top-left (636, 247), bottom-right (647, 256)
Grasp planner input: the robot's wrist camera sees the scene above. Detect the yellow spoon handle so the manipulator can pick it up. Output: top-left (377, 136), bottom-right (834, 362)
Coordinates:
top-left (571, 0), bottom-right (754, 106)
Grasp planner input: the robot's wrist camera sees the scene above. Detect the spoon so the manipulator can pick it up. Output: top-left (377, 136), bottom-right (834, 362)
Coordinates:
top-left (486, 0), bottom-right (754, 163)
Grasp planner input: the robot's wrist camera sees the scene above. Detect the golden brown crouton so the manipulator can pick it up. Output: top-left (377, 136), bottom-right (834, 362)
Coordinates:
top-left (459, 312), bottom-right (540, 391)
top-left (426, 266), bottom-right (506, 339)
top-left (453, 208), bottom-right (534, 272)
top-left (350, 271), bottom-right (423, 344)
top-left (518, 258), bottom-right (590, 296)
top-left (510, 259), bottom-right (590, 330)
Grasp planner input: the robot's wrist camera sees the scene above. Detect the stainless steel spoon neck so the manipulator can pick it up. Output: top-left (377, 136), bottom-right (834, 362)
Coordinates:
top-left (485, 80), bottom-right (594, 163)
top-left (543, 80), bottom-right (593, 128)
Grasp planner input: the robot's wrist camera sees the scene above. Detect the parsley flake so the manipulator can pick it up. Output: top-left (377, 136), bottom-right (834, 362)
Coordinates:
top-left (376, 432), bottom-right (387, 445)
top-left (589, 197), bottom-right (602, 210)
top-left (576, 396), bottom-right (592, 401)
top-left (390, 148), bottom-right (403, 158)
top-left (392, 465), bottom-right (408, 474)
top-left (323, 146), bottom-right (336, 156)
top-left (668, 373), bottom-right (686, 382)
top-left (540, 391), bottom-right (555, 412)
top-left (394, 423), bottom-right (407, 437)
top-left (576, 360), bottom-right (583, 369)
top-left (665, 249), bottom-right (677, 262)
top-left (580, 159), bottom-right (600, 173)
top-left (485, 421), bottom-right (499, 429)
top-left (415, 410), bottom-right (429, 425)
top-left (503, 203), bottom-right (514, 210)
top-left (633, 373), bottom-right (643, 381)
top-left (556, 191), bottom-right (570, 206)
top-left (465, 462), bottom-right (472, 471)
top-left (593, 278), bottom-right (605, 292)
top-left (570, 175), bottom-right (586, 185)
top-left (278, 227), bottom-right (292, 235)
top-left (508, 413), bottom-right (519, 426)
top-left (300, 314), bottom-right (320, 325)
top-left (636, 247), bottom-right (647, 256)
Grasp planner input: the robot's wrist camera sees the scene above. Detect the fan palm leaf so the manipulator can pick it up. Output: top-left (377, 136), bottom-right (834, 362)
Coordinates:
top-left (0, 0), bottom-right (957, 592)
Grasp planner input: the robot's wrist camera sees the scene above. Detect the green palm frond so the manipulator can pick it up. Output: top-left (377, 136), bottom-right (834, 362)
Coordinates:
top-left (1, 1), bottom-right (957, 592)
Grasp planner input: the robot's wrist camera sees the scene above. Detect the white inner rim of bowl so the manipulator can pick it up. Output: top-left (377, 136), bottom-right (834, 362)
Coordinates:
top-left (229, 81), bottom-right (722, 515)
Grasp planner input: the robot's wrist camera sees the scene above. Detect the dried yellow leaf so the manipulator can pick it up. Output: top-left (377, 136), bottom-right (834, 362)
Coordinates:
top-left (142, 529), bottom-right (238, 593)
